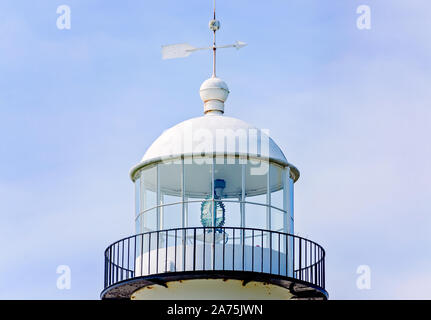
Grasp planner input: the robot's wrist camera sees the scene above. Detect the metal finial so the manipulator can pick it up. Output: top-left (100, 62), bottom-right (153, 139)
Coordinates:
top-left (210, 0), bottom-right (219, 77)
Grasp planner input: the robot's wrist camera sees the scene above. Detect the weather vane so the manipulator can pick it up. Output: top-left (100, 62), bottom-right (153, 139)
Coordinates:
top-left (161, 0), bottom-right (247, 77)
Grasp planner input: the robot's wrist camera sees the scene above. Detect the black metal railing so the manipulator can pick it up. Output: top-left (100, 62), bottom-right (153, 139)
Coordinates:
top-left (104, 227), bottom-right (325, 290)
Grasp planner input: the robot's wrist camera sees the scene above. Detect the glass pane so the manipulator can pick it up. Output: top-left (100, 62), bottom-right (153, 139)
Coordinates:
top-left (290, 217), bottom-right (294, 235)
top-left (270, 163), bottom-right (284, 210)
top-left (159, 162), bottom-right (182, 203)
top-left (246, 193), bottom-right (266, 205)
top-left (141, 166), bottom-right (157, 215)
top-left (186, 201), bottom-right (204, 228)
top-left (213, 156), bottom-right (242, 228)
top-left (184, 158), bottom-right (212, 228)
top-left (272, 208), bottom-right (285, 232)
top-left (158, 161), bottom-right (183, 229)
top-left (162, 202), bottom-right (182, 230)
top-left (214, 156), bottom-right (242, 199)
top-left (288, 176), bottom-right (294, 234)
top-left (184, 159), bottom-right (212, 200)
top-left (245, 159), bottom-right (268, 203)
top-left (135, 215), bottom-right (141, 234)
top-left (141, 165), bottom-right (157, 212)
top-left (135, 174), bottom-right (141, 217)
top-left (245, 203), bottom-right (266, 230)
top-left (143, 208), bottom-right (157, 232)
top-left (222, 200), bottom-right (240, 227)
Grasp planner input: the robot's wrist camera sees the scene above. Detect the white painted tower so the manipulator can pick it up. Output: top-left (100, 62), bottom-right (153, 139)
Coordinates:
top-left (101, 2), bottom-right (327, 300)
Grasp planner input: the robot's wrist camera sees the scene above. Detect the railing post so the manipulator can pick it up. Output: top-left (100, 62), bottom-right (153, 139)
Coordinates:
top-left (121, 241), bottom-right (125, 281)
top-left (203, 227), bottom-right (206, 271)
top-left (232, 228), bottom-right (235, 271)
top-left (278, 233), bottom-right (281, 275)
top-left (127, 238), bottom-right (130, 279)
top-left (156, 231), bottom-right (159, 274)
top-left (251, 229), bottom-right (254, 272)
top-left (269, 231), bottom-right (272, 274)
top-left (222, 228), bottom-right (225, 271)
top-left (174, 229), bottom-right (177, 272)
top-left (104, 255), bottom-right (107, 288)
top-left (318, 248), bottom-right (321, 287)
top-left (183, 228), bottom-right (186, 272)
top-left (285, 234), bottom-right (288, 277)
top-left (292, 237), bottom-right (295, 278)
top-left (110, 247), bottom-right (113, 286)
top-left (133, 236), bottom-right (136, 277)
top-left (165, 230), bottom-right (168, 273)
top-left (310, 244), bottom-right (313, 284)
top-left (299, 238), bottom-right (302, 280)
top-left (147, 233), bottom-right (150, 275)
top-left (304, 240), bottom-right (307, 282)
top-left (213, 227), bottom-right (216, 270)
top-left (261, 230), bottom-right (264, 273)
top-left (242, 229), bottom-right (245, 271)
top-left (193, 228), bottom-right (196, 271)
top-left (116, 243), bottom-right (119, 283)
top-left (314, 245), bottom-right (317, 286)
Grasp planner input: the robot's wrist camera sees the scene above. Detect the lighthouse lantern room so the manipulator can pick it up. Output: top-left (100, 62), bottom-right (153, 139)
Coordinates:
top-left (101, 2), bottom-right (327, 300)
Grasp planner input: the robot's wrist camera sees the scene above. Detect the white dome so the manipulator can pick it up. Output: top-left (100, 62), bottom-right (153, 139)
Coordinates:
top-left (130, 114), bottom-right (299, 180)
top-left (130, 77), bottom-right (299, 181)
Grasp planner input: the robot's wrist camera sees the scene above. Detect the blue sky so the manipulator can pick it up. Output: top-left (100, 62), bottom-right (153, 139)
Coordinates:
top-left (0, 0), bottom-right (430, 299)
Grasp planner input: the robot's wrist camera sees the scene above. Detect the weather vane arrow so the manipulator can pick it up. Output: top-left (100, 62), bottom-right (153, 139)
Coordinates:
top-left (161, 41), bottom-right (247, 60)
top-left (161, 0), bottom-right (247, 77)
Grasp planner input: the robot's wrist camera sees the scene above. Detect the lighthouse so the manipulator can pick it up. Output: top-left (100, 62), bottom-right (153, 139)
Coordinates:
top-left (101, 3), bottom-right (328, 300)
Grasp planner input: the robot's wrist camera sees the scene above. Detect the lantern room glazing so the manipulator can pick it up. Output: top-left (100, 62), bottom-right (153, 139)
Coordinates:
top-left (133, 155), bottom-right (295, 236)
